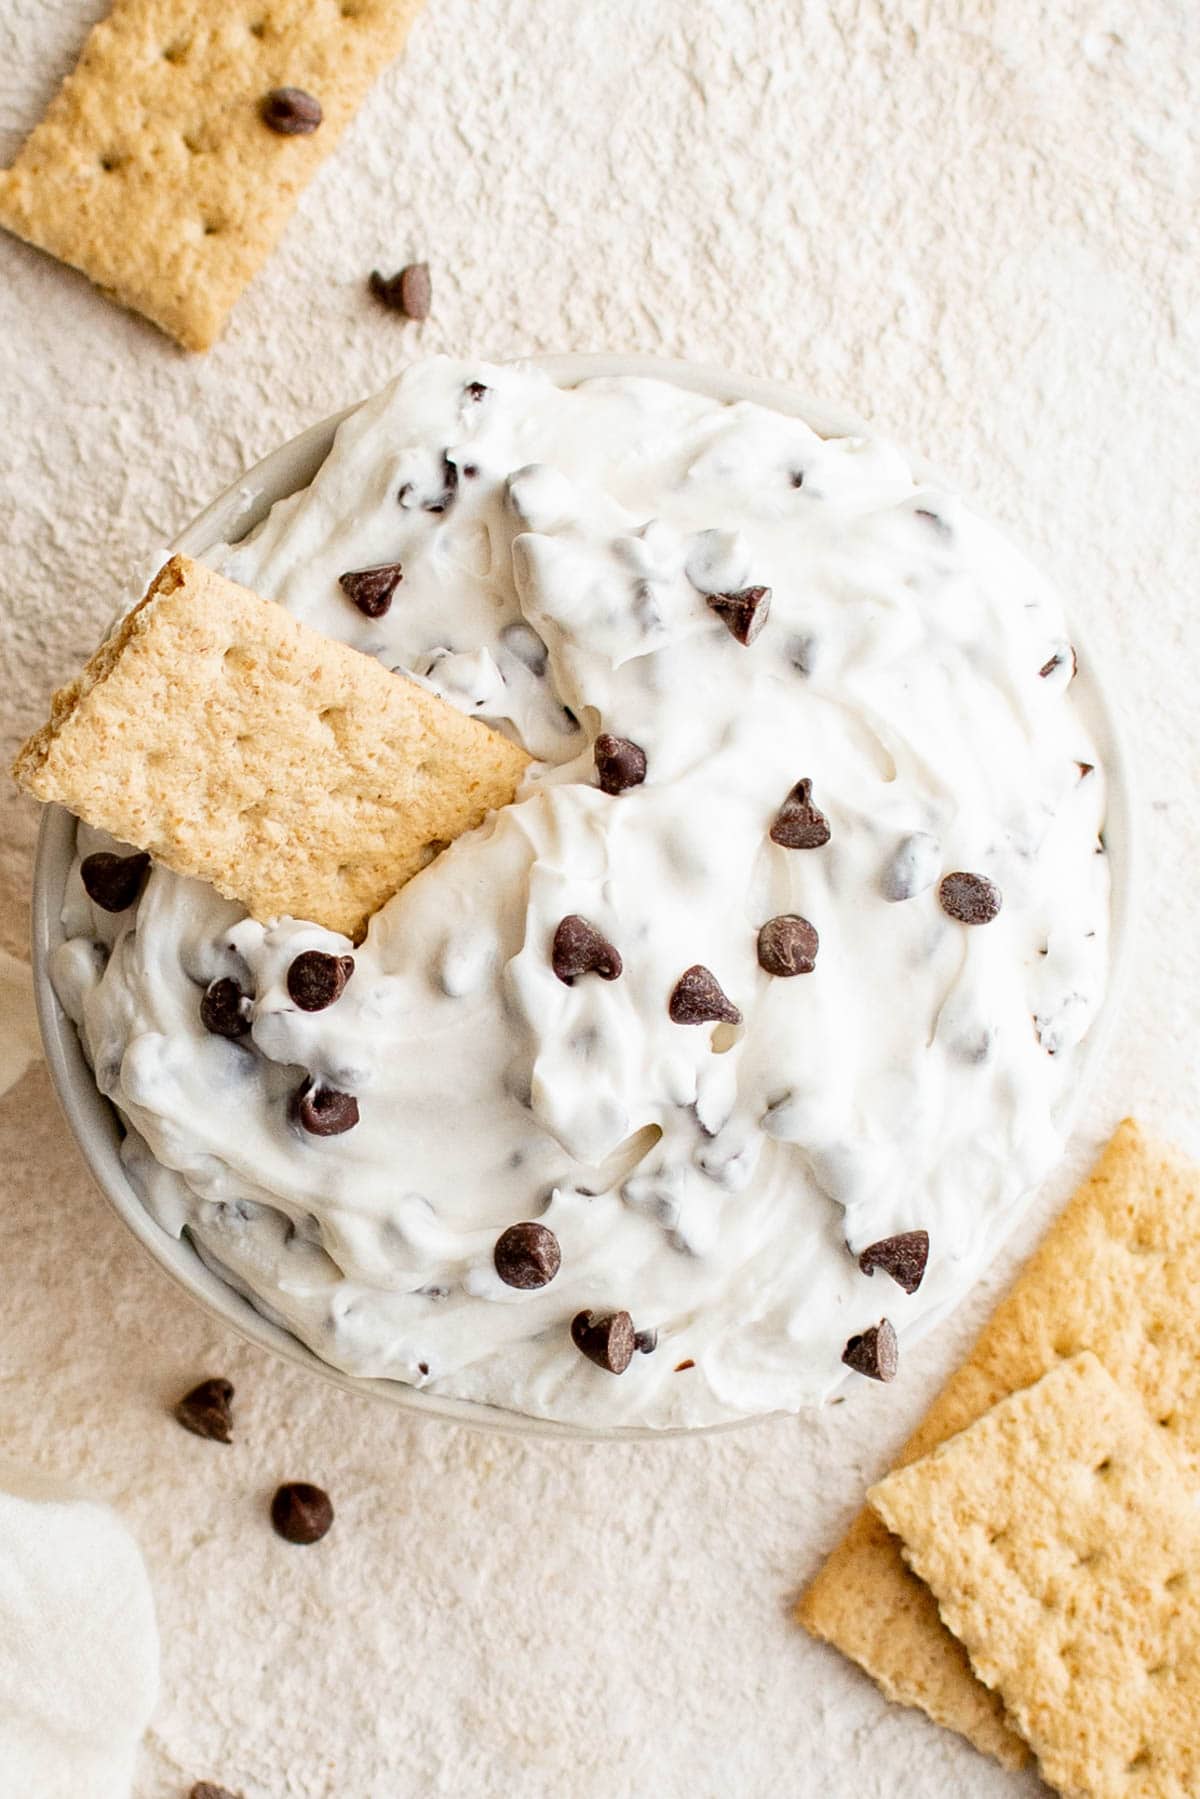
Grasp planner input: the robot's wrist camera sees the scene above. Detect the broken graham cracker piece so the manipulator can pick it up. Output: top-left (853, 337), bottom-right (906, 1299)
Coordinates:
top-left (798, 1513), bottom-right (1027, 1768)
top-left (870, 1353), bottom-right (1200, 1799)
top-left (797, 1120), bottom-right (1200, 1769)
top-left (0, 0), bottom-right (424, 351)
top-left (13, 554), bottom-right (530, 941)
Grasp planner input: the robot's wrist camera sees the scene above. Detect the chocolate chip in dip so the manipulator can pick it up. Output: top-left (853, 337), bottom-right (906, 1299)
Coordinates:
top-left (842, 1319), bottom-right (899, 1383)
top-left (669, 965), bottom-right (742, 1026)
top-left (571, 1309), bottom-right (636, 1374)
top-left (427, 452), bottom-right (458, 513)
top-left (494, 1222), bottom-right (561, 1289)
top-left (287, 950), bottom-right (354, 1011)
top-left (397, 451), bottom-right (458, 513)
top-left (786, 632), bottom-right (819, 677)
top-left (757, 914), bottom-right (819, 977)
top-left (858, 1231), bottom-right (930, 1295)
top-left (706, 584), bottom-right (771, 646)
top-left (1039, 643), bottom-right (1078, 682)
top-left (80, 849), bottom-right (149, 912)
top-left (293, 1080), bottom-right (359, 1136)
top-left (938, 872), bottom-right (1003, 925)
top-left (200, 977), bottom-right (252, 1039)
top-left (552, 916), bottom-right (622, 985)
top-left (880, 831), bottom-right (940, 902)
top-left (338, 562), bottom-right (403, 618)
top-left (593, 733), bottom-right (647, 795)
top-left (769, 778), bottom-right (831, 849)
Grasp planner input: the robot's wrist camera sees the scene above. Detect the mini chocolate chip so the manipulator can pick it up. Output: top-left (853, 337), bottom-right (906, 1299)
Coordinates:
top-left (200, 977), bottom-right (251, 1039)
top-left (938, 871), bottom-right (1002, 925)
top-left (80, 850), bottom-right (150, 912)
top-left (424, 452), bottom-right (458, 513)
top-left (842, 1319), bottom-right (898, 1382)
top-left (465, 380), bottom-right (489, 402)
top-left (552, 915), bottom-right (622, 985)
top-left (369, 269), bottom-right (404, 309)
top-left (1039, 644), bottom-right (1078, 681)
top-left (494, 1221), bottom-right (561, 1289)
top-left (261, 87), bottom-right (322, 134)
top-left (706, 584), bottom-right (771, 645)
top-left (594, 733), bottom-right (647, 795)
top-left (368, 261), bottom-right (431, 318)
top-left (757, 914), bottom-right (819, 976)
top-left (502, 622), bottom-right (548, 675)
top-left (401, 261), bottom-right (433, 318)
top-left (669, 965), bottom-right (742, 1026)
top-left (1077, 760), bottom-right (1095, 779)
top-left (790, 469), bottom-right (805, 489)
top-left (173, 1377), bottom-right (234, 1443)
top-left (570, 1309), bottom-right (636, 1374)
top-left (190, 1784), bottom-right (243, 1799)
top-left (383, 263), bottom-right (433, 322)
top-left (270, 1482), bottom-right (334, 1544)
top-left (338, 562), bottom-right (403, 618)
top-left (634, 1328), bottom-right (658, 1355)
top-left (881, 831), bottom-right (940, 902)
top-left (674, 1358), bottom-right (696, 1372)
top-left (786, 632), bottom-right (819, 676)
top-left (287, 950), bottom-right (354, 1011)
top-left (769, 778), bottom-right (831, 849)
top-left (953, 1027), bottom-right (993, 1065)
top-left (294, 1081), bottom-right (359, 1136)
top-left (857, 1230), bottom-right (930, 1295)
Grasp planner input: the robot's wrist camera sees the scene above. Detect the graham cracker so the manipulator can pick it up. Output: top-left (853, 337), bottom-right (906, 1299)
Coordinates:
top-left (797, 1120), bottom-right (1200, 1768)
top-left (870, 1353), bottom-right (1200, 1799)
top-left (13, 554), bottom-right (530, 940)
top-left (0, 0), bottom-right (424, 350)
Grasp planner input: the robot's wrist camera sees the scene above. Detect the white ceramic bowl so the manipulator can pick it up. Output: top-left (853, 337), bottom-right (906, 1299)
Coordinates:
top-left (30, 354), bottom-right (1138, 1440)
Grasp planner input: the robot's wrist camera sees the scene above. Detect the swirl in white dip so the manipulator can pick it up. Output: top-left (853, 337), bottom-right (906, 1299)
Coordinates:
top-left (53, 359), bottom-right (1109, 1428)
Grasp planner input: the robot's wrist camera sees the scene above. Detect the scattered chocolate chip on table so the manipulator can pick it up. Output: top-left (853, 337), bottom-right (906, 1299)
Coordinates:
top-left (271, 1482), bottom-right (335, 1545)
top-left (842, 1319), bottom-right (899, 1383)
top-left (369, 261), bottom-right (433, 319)
top-left (174, 1378), bottom-right (235, 1444)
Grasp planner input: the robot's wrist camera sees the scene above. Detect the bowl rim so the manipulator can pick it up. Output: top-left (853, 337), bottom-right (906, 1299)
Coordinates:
top-left (30, 351), bottom-right (1139, 1442)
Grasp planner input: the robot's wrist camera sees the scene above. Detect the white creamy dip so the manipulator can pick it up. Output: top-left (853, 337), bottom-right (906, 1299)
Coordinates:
top-left (54, 359), bottom-right (1110, 1428)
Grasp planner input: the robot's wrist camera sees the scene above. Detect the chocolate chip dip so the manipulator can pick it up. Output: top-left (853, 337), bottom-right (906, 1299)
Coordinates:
top-left (53, 359), bottom-right (1109, 1427)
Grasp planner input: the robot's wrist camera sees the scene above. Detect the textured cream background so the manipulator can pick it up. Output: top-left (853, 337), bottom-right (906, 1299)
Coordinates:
top-left (1, 2), bottom-right (1197, 1794)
